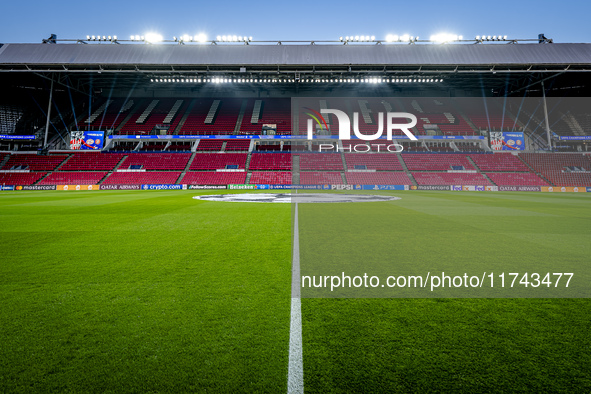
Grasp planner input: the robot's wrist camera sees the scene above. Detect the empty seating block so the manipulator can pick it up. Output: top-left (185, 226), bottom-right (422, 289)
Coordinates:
top-left (182, 172), bottom-right (246, 185)
top-left (249, 172), bottom-right (292, 184)
top-left (190, 153), bottom-right (247, 170)
top-left (224, 140), bottom-right (251, 151)
top-left (103, 172), bottom-right (181, 185)
top-left (249, 153), bottom-right (292, 170)
top-left (485, 172), bottom-right (548, 186)
top-left (344, 154), bottom-right (403, 170)
top-left (39, 172), bottom-right (107, 185)
top-left (345, 172), bottom-right (411, 185)
top-left (121, 153), bottom-right (191, 170)
top-left (521, 153), bottom-right (591, 186)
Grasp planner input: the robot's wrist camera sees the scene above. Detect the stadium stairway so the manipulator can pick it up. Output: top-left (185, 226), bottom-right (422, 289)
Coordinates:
top-left (245, 172), bottom-right (252, 184)
top-left (221, 141), bottom-right (228, 152)
top-left (172, 99), bottom-right (196, 135)
top-left (466, 156), bottom-right (497, 185)
top-left (99, 155), bottom-right (128, 185)
top-left (518, 155), bottom-right (555, 186)
top-left (177, 152), bottom-right (197, 184)
top-left (115, 99), bottom-right (144, 134)
top-left (397, 153), bottom-right (417, 186)
top-left (233, 99), bottom-right (248, 135)
top-left (292, 155), bottom-right (300, 184)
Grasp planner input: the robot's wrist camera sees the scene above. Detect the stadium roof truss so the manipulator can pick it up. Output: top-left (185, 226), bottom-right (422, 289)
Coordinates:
top-left (0, 42), bottom-right (590, 96)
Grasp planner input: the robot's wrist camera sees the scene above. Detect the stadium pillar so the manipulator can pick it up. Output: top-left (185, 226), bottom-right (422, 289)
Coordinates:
top-left (43, 76), bottom-right (54, 149)
top-left (541, 80), bottom-right (553, 151)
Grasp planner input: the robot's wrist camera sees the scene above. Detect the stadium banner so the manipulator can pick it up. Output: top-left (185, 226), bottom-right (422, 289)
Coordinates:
top-left (411, 185), bottom-right (451, 191)
top-left (15, 185), bottom-right (56, 191)
top-left (559, 136), bottom-right (591, 140)
top-left (0, 185), bottom-right (15, 191)
top-left (451, 185), bottom-right (463, 191)
top-left (499, 186), bottom-right (542, 192)
top-left (57, 185), bottom-right (100, 191)
top-left (70, 130), bottom-right (105, 150)
top-left (485, 186), bottom-right (499, 191)
top-left (588, 187), bottom-right (591, 193)
top-left (542, 186), bottom-right (587, 193)
top-left (0, 135), bottom-right (35, 140)
top-left (141, 184), bottom-right (184, 190)
top-left (490, 131), bottom-right (525, 151)
top-left (99, 184), bottom-right (141, 190)
top-left (187, 185), bottom-right (228, 190)
top-left (361, 185), bottom-right (408, 191)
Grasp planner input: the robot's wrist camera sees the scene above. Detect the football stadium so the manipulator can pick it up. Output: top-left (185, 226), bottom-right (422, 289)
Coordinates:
top-left (0, 32), bottom-right (590, 392)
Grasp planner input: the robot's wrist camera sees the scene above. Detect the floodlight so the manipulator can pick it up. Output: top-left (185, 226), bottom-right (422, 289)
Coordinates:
top-left (503, 35), bottom-right (508, 40)
top-left (371, 35), bottom-right (375, 41)
top-left (401, 34), bottom-right (410, 42)
top-left (355, 35), bottom-right (359, 41)
top-left (196, 33), bottom-right (207, 43)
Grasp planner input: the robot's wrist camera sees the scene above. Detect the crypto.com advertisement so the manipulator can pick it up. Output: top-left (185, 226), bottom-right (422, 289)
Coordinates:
top-left (291, 97), bottom-right (590, 298)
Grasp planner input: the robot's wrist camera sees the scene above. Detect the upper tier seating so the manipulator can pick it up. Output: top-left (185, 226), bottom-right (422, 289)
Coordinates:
top-left (344, 153), bottom-right (403, 170)
top-left (59, 153), bottom-right (124, 171)
top-left (0, 172), bottom-right (46, 186)
top-left (469, 153), bottom-right (531, 172)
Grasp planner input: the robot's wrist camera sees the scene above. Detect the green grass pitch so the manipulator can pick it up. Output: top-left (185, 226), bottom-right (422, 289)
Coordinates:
top-left (0, 190), bottom-right (590, 392)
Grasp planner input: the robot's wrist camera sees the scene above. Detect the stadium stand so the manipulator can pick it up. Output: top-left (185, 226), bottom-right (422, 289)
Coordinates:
top-left (345, 172), bottom-right (412, 185)
top-left (249, 171), bottom-right (292, 184)
top-left (249, 153), bottom-right (292, 170)
top-left (402, 154), bottom-right (475, 171)
top-left (298, 154), bottom-right (343, 171)
top-left (59, 153), bottom-right (124, 171)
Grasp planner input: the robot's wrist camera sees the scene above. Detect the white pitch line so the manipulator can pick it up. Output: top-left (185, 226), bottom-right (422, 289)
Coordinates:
top-left (287, 200), bottom-right (304, 394)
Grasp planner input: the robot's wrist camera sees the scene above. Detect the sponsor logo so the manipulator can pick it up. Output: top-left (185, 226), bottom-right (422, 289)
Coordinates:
top-left (0, 185), bottom-right (15, 191)
top-left (305, 108), bottom-right (417, 141)
top-left (187, 185), bottom-right (228, 190)
top-left (452, 185), bottom-right (463, 191)
top-left (57, 185), bottom-right (99, 191)
top-left (100, 184), bottom-right (141, 190)
top-left (485, 186), bottom-right (498, 192)
top-left (141, 184), bottom-right (183, 190)
top-left (228, 184), bottom-right (257, 190)
top-left (18, 185), bottom-right (57, 191)
top-left (475, 186), bottom-right (486, 191)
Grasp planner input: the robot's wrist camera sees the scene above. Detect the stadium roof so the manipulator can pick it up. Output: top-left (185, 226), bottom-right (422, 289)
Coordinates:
top-left (1, 43), bottom-right (591, 68)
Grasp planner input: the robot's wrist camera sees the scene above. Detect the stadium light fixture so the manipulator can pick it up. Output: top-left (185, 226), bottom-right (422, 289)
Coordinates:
top-left (144, 33), bottom-right (163, 43)
top-left (196, 33), bottom-right (207, 43)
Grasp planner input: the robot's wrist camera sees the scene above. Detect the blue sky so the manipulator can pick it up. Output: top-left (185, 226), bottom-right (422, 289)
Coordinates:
top-left (1, 0), bottom-right (589, 44)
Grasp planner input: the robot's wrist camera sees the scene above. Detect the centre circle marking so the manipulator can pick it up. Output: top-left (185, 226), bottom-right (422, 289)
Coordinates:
top-left (193, 193), bottom-right (401, 203)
